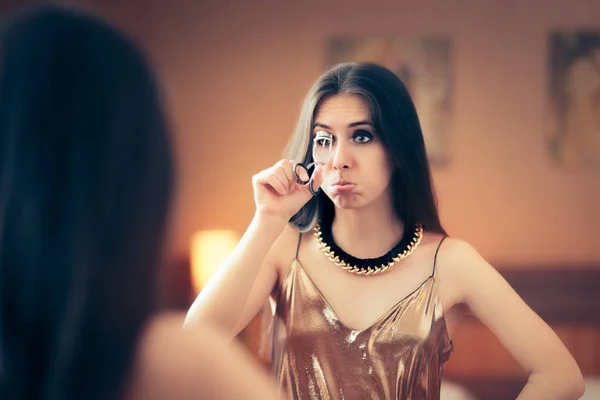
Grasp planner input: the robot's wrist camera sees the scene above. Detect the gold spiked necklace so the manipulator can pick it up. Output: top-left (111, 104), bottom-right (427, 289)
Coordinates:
top-left (314, 220), bottom-right (423, 276)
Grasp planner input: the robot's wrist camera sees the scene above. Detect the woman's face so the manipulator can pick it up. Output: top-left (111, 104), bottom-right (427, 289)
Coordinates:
top-left (312, 94), bottom-right (394, 210)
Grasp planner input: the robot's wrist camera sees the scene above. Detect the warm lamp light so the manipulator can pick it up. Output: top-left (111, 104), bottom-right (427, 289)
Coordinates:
top-left (190, 230), bottom-right (239, 293)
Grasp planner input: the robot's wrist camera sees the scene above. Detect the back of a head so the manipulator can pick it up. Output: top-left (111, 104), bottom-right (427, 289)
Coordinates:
top-left (0, 5), bottom-right (173, 399)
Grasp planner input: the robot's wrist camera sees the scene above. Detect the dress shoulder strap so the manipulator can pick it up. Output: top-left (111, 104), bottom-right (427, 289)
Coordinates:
top-left (431, 236), bottom-right (447, 277)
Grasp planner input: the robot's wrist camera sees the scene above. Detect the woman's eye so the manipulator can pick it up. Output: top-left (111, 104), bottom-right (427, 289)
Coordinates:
top-left (314, 130), bottom-right (333, 146)
top-left (353, 130), bottom-right (373, 143)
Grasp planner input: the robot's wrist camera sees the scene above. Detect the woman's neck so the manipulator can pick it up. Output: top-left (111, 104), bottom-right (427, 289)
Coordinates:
top-left (329, 203), bottom-right (405, 260)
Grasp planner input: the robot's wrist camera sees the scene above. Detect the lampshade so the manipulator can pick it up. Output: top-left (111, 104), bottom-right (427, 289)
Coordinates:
top-left (190, 229), bottom-right (239, 294)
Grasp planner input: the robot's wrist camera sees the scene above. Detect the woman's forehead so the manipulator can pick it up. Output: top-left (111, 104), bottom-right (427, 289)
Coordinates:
top-left (313, 94), bottom-right (371, 126)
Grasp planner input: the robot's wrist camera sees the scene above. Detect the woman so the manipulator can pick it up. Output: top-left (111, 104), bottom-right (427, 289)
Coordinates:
top-left (185, 63), bottom-right (585, 399)
top-left (0, 5), bottom-right (279, 399)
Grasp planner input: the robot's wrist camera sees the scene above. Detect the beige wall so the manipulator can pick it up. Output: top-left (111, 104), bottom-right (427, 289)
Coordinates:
top-left (7, 0), bottom-right (600, 266)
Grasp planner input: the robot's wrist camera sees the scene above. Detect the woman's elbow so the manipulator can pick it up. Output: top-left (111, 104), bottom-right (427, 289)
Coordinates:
top-left (564, 358), bottom-right (586, 399)
top-left (530, 362), bottom-right (585, 399)
top-left (568, 372), bottom-right (586, 399)
top-left (552, 367), bottom-right (586, 399)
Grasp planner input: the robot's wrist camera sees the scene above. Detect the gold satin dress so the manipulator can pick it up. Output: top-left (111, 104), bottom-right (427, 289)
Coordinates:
top-left (265, 253), bottom-right (453, 400)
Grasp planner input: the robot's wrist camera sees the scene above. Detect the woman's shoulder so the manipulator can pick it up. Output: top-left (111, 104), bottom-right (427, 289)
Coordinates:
top-left (420, 230), bottom-right (481, 265)
top-left (434, 235), bottom-right (483, 267)
top-left (127, 312), bottom-right (279, 399)
top-left (424, 232), bottom-right (494, 298)
top-left (417, 232), bottom-right (488, 312)
top-left (133, 312), bottom-right (251, 371)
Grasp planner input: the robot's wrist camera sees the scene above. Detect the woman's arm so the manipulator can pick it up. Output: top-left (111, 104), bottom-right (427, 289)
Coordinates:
top-left (184, 160), bottom-right (322, 337)
top-left (184, 214), bottom-right (287, 337)
top-left (440, 239), bottom-right (585, 400)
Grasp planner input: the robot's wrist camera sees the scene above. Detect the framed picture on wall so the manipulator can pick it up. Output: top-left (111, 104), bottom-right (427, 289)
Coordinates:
top-left (548, 30), bottom-right (600, 168)
top-left (326, 36), bottom-right (452, 165)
